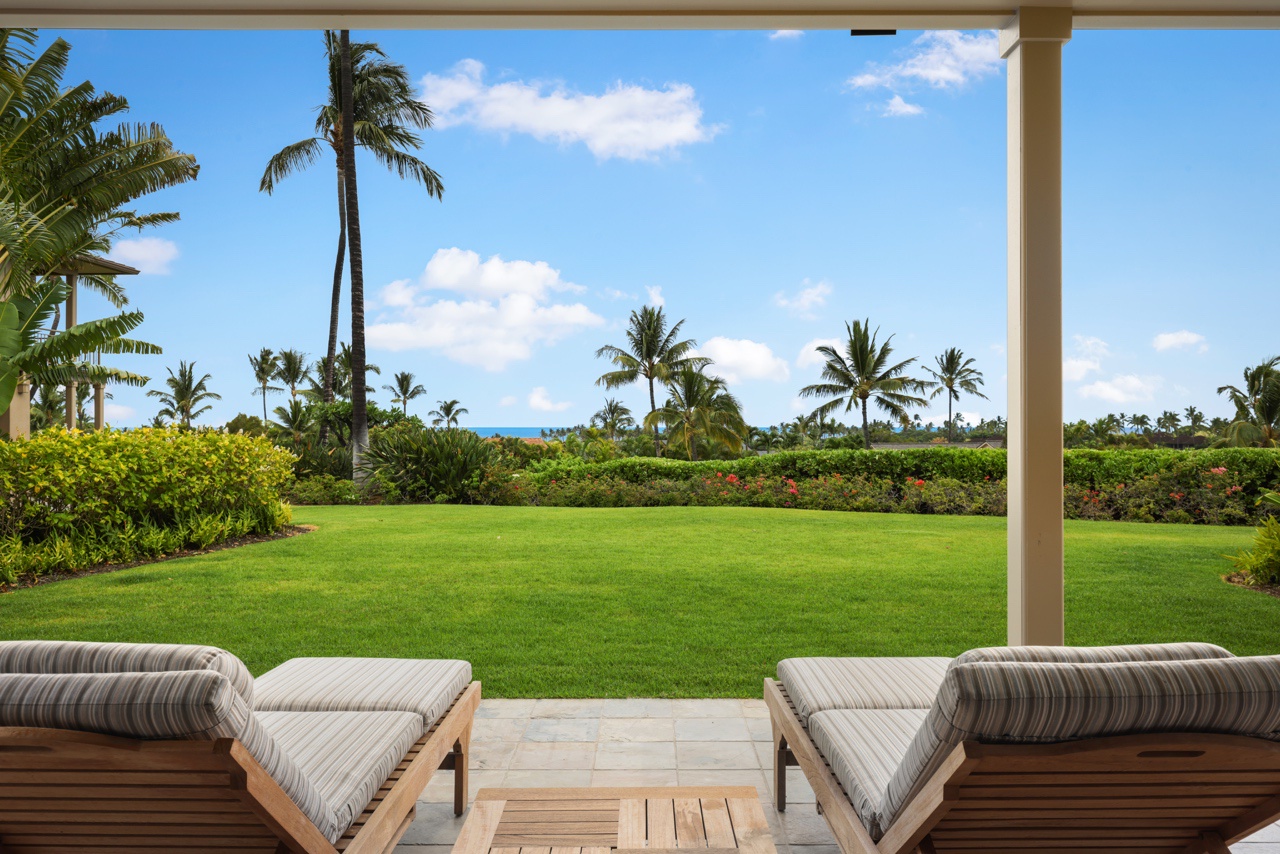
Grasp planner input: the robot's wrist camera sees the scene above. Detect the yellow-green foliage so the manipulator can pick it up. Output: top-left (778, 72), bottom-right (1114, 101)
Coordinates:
top-left (0, 428), bottom-right (295, 582)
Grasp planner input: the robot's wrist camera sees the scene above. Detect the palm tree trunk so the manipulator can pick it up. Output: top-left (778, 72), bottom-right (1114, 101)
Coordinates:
top-left (648, 375), bottom-right (661, 456)
top-left (262, 384), bottom-right (268, 422)
top-left (948, 394), bottom-right (954, 443)
top-left (339, 30), bottom-right (370, 483)
top-left (861, 398), bottom-right (871, 451)
top-left (318, 168), bottom-right (346, 446)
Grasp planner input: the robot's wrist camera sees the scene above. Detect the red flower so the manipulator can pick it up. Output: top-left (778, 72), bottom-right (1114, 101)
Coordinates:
top-left (915, 479), bottom-right (926, 488)
top-left (788, 488), bottom-right (798, 495)
top-left (726, 474), bottom-right (739, 483)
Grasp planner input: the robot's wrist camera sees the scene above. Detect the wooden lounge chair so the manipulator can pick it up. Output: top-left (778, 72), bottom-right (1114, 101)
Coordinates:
top-left (0, 642), bottom-right (481, 854)
top-left (765, 643), bottom-right (1280, 854)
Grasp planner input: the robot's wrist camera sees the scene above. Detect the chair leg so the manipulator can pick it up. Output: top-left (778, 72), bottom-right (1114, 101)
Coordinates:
top-left (773, 728), bottom-right (789, 813)
top-left (453, 723), bottom-right (471, 816)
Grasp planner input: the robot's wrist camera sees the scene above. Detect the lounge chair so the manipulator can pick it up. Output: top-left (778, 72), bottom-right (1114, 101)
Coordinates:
top-left (0, 641), bottom-right (480, 853)
top-left (765, 643), bottom-right (1280, 854)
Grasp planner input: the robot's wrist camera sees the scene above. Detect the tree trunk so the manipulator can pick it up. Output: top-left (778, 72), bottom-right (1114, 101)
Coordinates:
top-left (318, 167), bottom-right (346, 446)
top-left (948, 394), bottom-right (954, 443)
top-left (648, 374), bottom-right (661, 457)
top-left (861, 397), bottom-right (871, 451)
top-left (339, 30), bottom-right (370, 483)
top-left (262, 385), bottom-right (268, 423)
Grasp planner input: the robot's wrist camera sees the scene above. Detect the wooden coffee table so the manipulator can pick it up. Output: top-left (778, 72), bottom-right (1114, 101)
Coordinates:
top-left (452, 787), bottom-right (777, 854)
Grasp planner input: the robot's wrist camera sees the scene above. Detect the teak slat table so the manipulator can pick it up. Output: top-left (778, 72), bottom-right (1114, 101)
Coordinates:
top-left (452, 787), bottom-right (778, 854)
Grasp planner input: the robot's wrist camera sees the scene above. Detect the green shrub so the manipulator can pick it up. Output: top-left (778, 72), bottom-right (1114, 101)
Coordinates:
top-left (288, 474), bottom-right (362, 506)
top-left (0, 428), bottom-right (295, 582)
top-left (361, 425), bottom-right (510, 504)
top-left (1226, 516), bottom-right (1280, 586)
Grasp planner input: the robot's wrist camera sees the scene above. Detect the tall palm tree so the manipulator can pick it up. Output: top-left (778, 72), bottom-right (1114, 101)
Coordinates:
top-left (590, 398), bottom-right (634, 440)
top-left (275, 349), bottom-right (311, 399)
top-left (1156, 410), bottom-right (1182, 433)
top-left (923, 347), bottom-right (988, 442)
top-left (595, 306), bottom-right (708, 454)
top-left (643, 367), bottom-right (747, 462)
top-left (429, 399), bottom-right (467, 428)
top-left (259, 31), bottom-right (443, 424)
top-left (800, 319), bottom-right (928, 452)
top-left (1130, 413), bottom-right (1151, 434)
top-left (248, 348), bottom-right (282, 422)
top-left (1216, 357), bottom-right (1280, 448)
top-left (383, 371), bottom-right (426, 416)
top-left (147, 361), bottom-right (220, 428)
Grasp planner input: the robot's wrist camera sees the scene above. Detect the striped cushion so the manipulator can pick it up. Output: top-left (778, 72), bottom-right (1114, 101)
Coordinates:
top-left (259, 710), bottom-right (424, 836)
top-left (255, 658), bottom-right (471, 729)
top-left (0, 640), bottom-right (254, 705)
top-left (877, 654), bottom-right (1280, 838)
top-left (808, 709), bottom-right (927, 837)
top-left (952, 642), bottom-right (1234, 668)
top-left (778, 657), bottom-right (951, 725)
top-left (0, 669), bottom-right (336, 839)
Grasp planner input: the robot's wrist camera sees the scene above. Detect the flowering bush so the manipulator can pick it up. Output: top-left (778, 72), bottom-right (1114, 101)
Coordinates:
top-left (1063, 466), bottom-right (1262, 525)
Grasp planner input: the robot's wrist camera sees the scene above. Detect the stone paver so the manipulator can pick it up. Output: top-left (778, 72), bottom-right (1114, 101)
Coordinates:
top-left (398, 698), bottom-right (1280, 853)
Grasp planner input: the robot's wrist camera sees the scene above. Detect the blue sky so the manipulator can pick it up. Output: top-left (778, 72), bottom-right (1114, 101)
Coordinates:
top-left (46, 26), bottom-right (1279, 430)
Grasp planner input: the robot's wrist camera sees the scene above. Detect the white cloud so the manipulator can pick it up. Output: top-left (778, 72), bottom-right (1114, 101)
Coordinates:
top-left (1079, 375), bottom-right (1161, 404)
top-left (104, 403), bottom-right (135, 422)
top-left (883, 95), bottom-right (925, 117)
top-left (848, 30), bottom-right (1001, 92)
top-left (645, 285), bottom-right (665, 307)
top-left (528, 386), bottom-right (572, 412)
top-left (769, 29), bottom-right (803, 39)
top-left (108, 237), bottom-right (179, 274)
top-left (695, 337), bottom-right (790, 384)
top-left (773, 279), bottom-right (833, 319)
top-left (421, 59), bottom-right (721, 161)
top-left (499, 395), bottom-right (517, 406)
top-left (603, 288), bottom-right (636, 301)
top-left (1063, 334), bottom-right (1109, 382)
top-left (796, 337), bottom-right (843, 369)
top-left (367, 248), bottom-right (605, 371)
top-left (1153, 330), bottom-right (1208, 353)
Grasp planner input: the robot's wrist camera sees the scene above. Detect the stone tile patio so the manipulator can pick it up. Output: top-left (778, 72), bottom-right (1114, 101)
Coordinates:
top-left (398, 698), bottom-right (1280, 854)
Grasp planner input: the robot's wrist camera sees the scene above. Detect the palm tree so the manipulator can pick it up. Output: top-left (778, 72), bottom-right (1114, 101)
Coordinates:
top-left (383, 371), bottom-right (426, 416)
top-left (271, 399), bottom-right (315, 445)
top-left (923, 347), bottom-right (988, 443)
top-left (595, 306), bottom-right (708, 453)
top-left (275, 349), bottom-right (311, 399)
top-left (1089, 415), bottom-right (1120, 444)
top-left (643, 367), bottom-right (747, 461)
top-left (248, 348), bottom-right (283, 422)
top-left (799, 319), bottom-right (928, 452)
top-left (1217, 357), bottom-right (1280, 448)
top-left (259, 31), bottom-right (443, 426)
top-left (147, 361), bottom-right (220, 428)
top-left (1130, 413), bottom-right (1151, 434)
top-left (1156, 410), bottom-right (1182, 433)
top-left (590, 398), bottom-right (634, 440)
top-left (1184, 405), bottom-right (1207, 433)
top-left (430, 399), bottom-right (467, 428)
top-left (323, 342), bottom-right (381, 400)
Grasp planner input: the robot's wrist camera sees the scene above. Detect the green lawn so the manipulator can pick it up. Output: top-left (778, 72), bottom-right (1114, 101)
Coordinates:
top-left (1, 506), bottom-right (1275, 697)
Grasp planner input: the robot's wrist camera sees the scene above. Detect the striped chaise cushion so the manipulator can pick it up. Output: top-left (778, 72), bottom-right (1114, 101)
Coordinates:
top-left (777, 657), bottom-right (951, 725)
top-left (0, 640), bottom-right (254, 705)
top-left (258, 710), bottom-right (424, 832)
top-left (0, 669), bottom-right (339, 841)
top-left (875, 654), bottom-right (1280, 839)
top-left (951, 642), bottom-right (1235, 668)
top-left (807, 709), bottom-right (927, 837)
top-left (255, 658), bottom-right (471, 729)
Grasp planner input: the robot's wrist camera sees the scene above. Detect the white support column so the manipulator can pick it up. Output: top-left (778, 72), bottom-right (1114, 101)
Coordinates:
top-left (1002, 7), bottom-right (1072, 647)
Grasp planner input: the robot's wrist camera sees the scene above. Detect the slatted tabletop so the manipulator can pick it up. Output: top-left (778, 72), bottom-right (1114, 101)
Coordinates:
top-left (452, 787), bottom-right (778, 854)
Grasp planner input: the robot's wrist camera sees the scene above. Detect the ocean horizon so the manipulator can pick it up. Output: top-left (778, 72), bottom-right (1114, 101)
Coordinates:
top-left (469, 426), bottom-right (568, 438)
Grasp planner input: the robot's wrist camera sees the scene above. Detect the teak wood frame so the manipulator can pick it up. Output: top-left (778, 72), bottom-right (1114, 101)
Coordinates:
top-left (764, 678), bottom-right (1280, 854)
top-left (0, 681), bottom-right (480, 854)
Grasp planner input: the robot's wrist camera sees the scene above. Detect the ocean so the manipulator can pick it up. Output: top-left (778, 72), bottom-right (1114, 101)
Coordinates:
top-left (469, 426), bottom-right (567, 438)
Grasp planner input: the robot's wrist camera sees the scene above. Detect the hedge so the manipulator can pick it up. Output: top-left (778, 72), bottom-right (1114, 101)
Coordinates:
top-left (525, 447), bottom-right (1280, 496)
top-left (0, 428), bottom-right (296, 583)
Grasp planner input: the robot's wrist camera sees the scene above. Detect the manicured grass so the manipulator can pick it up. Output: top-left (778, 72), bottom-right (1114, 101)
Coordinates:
top-left (1, 506), bottom-right (1275, 697)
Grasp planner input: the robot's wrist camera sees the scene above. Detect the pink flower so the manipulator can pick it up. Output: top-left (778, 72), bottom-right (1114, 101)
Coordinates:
top-left (1210, 467), bottom-right (1228, 475)
top-left (788, 488), bottom-right (798, 495)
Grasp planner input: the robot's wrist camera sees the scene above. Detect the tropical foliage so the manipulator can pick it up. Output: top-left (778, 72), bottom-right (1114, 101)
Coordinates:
top-left (147, 361), bottom-right (220, 428)
top-left (644, 366), bottom-right (747, 461)
top-left (924, 347), bottom-right (987, 443)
